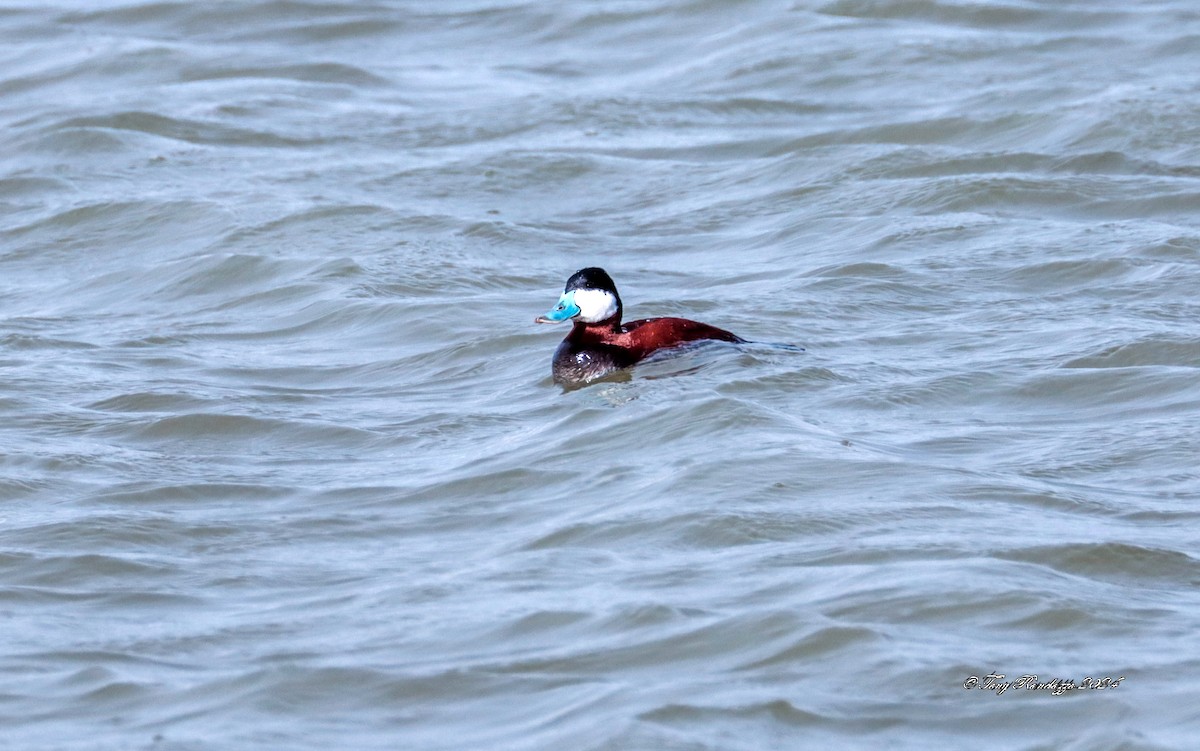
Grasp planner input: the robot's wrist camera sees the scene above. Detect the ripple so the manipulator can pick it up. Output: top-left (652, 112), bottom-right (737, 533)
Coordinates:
top-left (94, 482), bottom-right (294, 506)
top-left (180, 61), bottom-right (389, 86)
top-left (123, 412), bottom-right (384, 452)
top-left (1014, 367), bottom-right (1199, 414)
top-left (47, 111), bottom-right (321, 148)
top-left (59, 2), bottom-right (407, 44)
top-left (736, 626), bottom-right (881, 669)
top-left (640, 698), bottom-right (829, 728)
top-left (87, 391), bottom-right (218, 413)
top-left (0, 552), bottom-right (180, 590)
top-left (1063, 337), bottom-right (1200, 369)
top-left (819, 0), bottom-right (1121, 30)
top-left (0, 333), bottom-right (97, 350)
top-left (996, 542), bottom-right (1200, 588)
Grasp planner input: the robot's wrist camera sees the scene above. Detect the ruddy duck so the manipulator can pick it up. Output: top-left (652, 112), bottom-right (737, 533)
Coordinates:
top-left (535, 267), bottom-right (744, 383)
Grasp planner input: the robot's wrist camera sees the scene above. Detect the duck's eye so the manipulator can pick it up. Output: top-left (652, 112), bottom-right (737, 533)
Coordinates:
top-left (556, 304), bottom-right (565, 310)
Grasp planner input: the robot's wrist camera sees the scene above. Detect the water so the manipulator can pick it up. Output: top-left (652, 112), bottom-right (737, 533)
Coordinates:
top-left (2, 1), bottom-right (1199, 748)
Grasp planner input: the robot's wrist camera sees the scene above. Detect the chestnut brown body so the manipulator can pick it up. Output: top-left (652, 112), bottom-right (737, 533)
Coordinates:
top-left (551, 316), bottom-right (744, 383)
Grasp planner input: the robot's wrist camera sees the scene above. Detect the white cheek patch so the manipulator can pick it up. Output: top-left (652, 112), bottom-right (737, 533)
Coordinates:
top-left (572, 288), bottom-right (618, 323)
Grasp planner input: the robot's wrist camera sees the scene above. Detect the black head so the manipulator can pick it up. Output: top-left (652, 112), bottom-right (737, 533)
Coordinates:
top-left (565, 267), bottom-right (620, 299)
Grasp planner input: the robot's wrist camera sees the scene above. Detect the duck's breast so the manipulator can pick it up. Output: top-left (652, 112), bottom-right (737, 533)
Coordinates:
top-left (551, 340), bottom-right (636, 383)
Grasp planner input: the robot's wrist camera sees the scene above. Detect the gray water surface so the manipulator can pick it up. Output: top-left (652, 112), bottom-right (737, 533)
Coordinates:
top-left (3, 1), bottom-right (1200, 749)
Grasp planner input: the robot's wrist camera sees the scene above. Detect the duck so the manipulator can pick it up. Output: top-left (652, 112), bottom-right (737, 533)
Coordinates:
top-left (535, 267), bottom-right (744, 383)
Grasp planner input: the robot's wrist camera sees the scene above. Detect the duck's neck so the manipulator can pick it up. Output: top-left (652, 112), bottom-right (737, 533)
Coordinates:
top-left (568, 314), bottom-right (622, 341)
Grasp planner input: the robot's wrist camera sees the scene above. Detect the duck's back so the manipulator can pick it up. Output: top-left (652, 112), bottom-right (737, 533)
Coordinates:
top-left (620, 317), bottom-right (744, 360)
